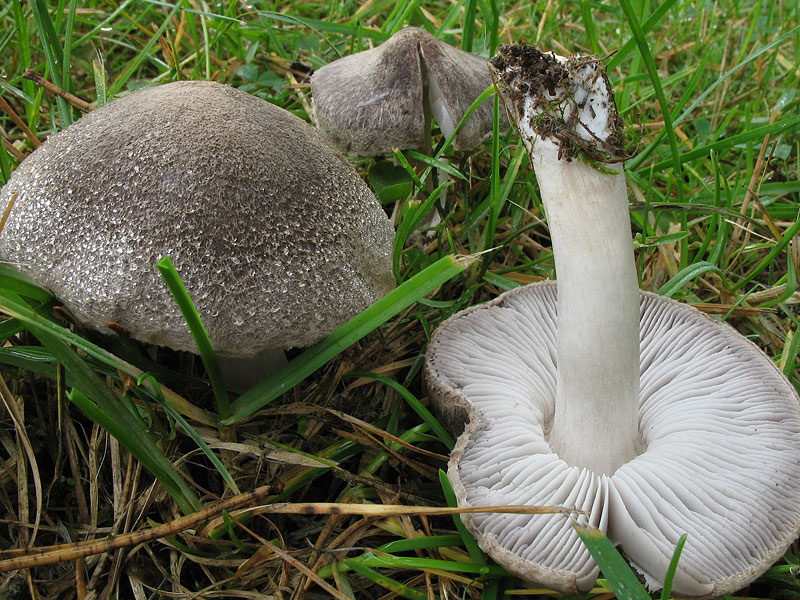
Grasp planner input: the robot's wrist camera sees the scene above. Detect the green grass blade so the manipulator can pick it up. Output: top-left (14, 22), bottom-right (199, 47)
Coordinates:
top-left (258, 11), bottom-right (389, 43)
top-left (392, 149), bottom-right (424, 189)
top-left (318, 535), bottom-right (467, 579)
top-left (67, 388), bottom-right (199, 515)
top-left (487, 0), bottom-right (499, 54)
top-left (730, 215), bottom-right (800, 291)
top-left (69, 0), bottom-right (137, 51)
top-left (376, 535), bottom-right (463, 554)
top-left (92, 48), bottom-right (108, 106)
top-left (60, 0), bottom-right (77, 101)
top-left (107, 0), bottom-right (184, 97)
top-left (393, 181), bottom-right (451, 277)
top-left (198, 0), bottom-right (212, 79)
top-left (11, 0), bottom-right (37, 130)
top-left (156, 256), bottom-right (229, 420)
top-left (139, 373), bottom-right (239, 494)
top-left (693, 150), bottom-right (722, 262)
top-left (481, 94), bottom-right (502, 253)
top-left (619, 0), bottom-right (684, 208)
top-left (0, 265), bottom-right (53, 303)
top-left (707, 152), bottom-right (734, 267)
top-left (439, 469), bottom-right (487, 567)
top-left (660, 533), bottom-right (688, 600)
top-left (385, 0), bottom-right (421, 36)
top-left (25, 324), bottom-right (202, 514)
top-left (782, 322), bottom-right (800, 380)
top-left (656, 261), bottom-right (724, 298)
top-left (462, 0), bottom-right (477, 52)
top-left (630, 27), bottom-right (800, 174)
top-left (28, 0), bottom-right (64, 78)
top-left (482, 272), bottom-right (521, 291)
top-left (343, 371), bottom-right (454, 449)
top-left (580, 0), bottom-right (600, 56)
top-left (348, 554), bottom-right (506, 574)
top-left (0, 286), bottom-right (217, 426)
top-left (648, 115), bottom-right (800, 172)
top-left (340, 559), bottom-right (427, 600)
top-left (0, 136), bottom-right (10, 185)
top-left (29, 0), bottom-right (71, 126)
top-left (221, 510), bottom-right (248, 551)
top-left (361, 423), bottom-right (434, 475)
top-left (761, 249), bottom-right (798, 309)
top-left (0, 346), bottom-right (59, 380)
top-left (606, 0), bottom-right (678, 71)
top-left (434, 85), bottom-right (495, 162)
top-left (404, 151), bottom-right (466, 180)
top-left (481, 576), bottom-right (505, 600)
top-left (574, 526), bottom-right (651, 600)
top-left (471, 143), bottom-right (528, 227)
top-left (626, 47), bottom-right (713, 170)
top-left (332, 561), bottom-right (357, 600)
top-left (225, 254), bottom-right (469, 424)
top-left (674, 25), bottom-right (800, 128)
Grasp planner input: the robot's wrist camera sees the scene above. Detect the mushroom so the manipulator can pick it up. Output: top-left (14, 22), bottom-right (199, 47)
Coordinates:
top-left (311, 28), bottom-right (505, 239)
top-left (424, 45), bottom-right (800, 597)
top-left (0, 80), bottom-right (395, 388)
top-left (310, 27), bottom-right (499, 157)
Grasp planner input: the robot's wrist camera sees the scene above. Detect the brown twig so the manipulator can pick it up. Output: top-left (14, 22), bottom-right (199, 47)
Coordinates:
top-left (0, 192), bottom-right (19, 236)
top-left (0, 484), bottom-right (281, 572)
top-left (688, 302), bottom-right (767, 317)
top-left (0, 95), bottom-right (41, 147)
top-left (22, 68), bottom-right (94, 113)
top-left (1, 137), bottom-right (26, 162)
top-left (203, 501), bottom-right (571, 536)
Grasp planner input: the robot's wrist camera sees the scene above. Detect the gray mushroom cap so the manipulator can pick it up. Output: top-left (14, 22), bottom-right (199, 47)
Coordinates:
top-left (310, 27), bottom-right (500, 156)
top-left (0, 81), bottom-right (395, 357)
top-left (424, 281), bottom-right (800, 597)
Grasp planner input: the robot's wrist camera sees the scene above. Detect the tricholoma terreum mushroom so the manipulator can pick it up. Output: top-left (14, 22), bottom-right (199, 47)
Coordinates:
top-left (0, 81), bottom-right (395, 386)
top-left (310, 27), bottom-right (501, 157)
top-left (424, 45), bottom-right (800, 596)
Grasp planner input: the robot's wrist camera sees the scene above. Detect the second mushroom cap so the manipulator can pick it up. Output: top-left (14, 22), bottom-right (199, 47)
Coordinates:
top-left (310, 28), bottom-right (501, 156)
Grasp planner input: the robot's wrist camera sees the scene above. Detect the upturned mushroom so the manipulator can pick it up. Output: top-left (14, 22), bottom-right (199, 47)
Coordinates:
top-left (310, 27), bottom-right (499, 157)
top-left (0, 81), bottom-right (395, 386)
top-left (424, 45), bottom-right (800, 597)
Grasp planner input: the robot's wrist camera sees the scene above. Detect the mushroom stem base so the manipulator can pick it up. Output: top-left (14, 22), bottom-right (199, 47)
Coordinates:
top-left (218, 349), bottom-right (288, 390)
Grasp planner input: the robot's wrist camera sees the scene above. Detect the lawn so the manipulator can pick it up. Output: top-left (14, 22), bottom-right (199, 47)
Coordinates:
top-left (0, 0), bottom-right (798, 598)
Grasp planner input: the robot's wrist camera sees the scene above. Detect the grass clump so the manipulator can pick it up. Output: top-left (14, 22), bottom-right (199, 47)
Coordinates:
top-left (0, 1), bottom-right (798, 599)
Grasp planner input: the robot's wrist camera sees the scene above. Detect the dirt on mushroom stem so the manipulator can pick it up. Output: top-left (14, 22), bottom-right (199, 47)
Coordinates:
top-left (490, 45), bottom-right (628, 164)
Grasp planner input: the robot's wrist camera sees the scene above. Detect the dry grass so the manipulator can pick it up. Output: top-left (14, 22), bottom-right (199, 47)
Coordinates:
top-left (0, 0), bottom-right (798, 598)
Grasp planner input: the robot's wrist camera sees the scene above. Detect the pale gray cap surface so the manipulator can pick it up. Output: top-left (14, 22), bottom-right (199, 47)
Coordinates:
top-left (424, 281), bottom-right (800, 597)
top-left (310, 27), bottom-right (499, 156)
top-left (0, 81), bottom-right (395, 357)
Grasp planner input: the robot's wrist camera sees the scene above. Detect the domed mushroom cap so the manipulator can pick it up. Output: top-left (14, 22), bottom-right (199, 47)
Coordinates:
top-left (0, 81), bottom-right (395, 357)
top-left (310, 27), bottom-right (499, 156)
top-left (424, 282), bottom-right (800, 597)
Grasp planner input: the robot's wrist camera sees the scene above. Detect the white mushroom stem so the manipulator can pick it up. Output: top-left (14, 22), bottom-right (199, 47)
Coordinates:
top-left (498, 53), bottom-right (640, 475)
top-left (535, 139), bottom-right (639, 475)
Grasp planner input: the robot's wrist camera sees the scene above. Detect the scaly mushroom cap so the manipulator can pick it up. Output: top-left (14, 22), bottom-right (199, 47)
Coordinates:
top-left (0, 81), bottom-right (395, 357)
top-left (424, 282), bottom-right (800, 597)
top-left (310, 27), bottom-right (498, 156)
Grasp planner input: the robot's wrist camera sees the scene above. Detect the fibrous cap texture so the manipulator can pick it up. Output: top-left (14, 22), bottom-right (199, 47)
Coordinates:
top-left (0, 80), bottom-right (395, 357)
top-left (310, 27), bottom-right (499, 156)
top-left (424, 282), bottom-right (800, 597)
